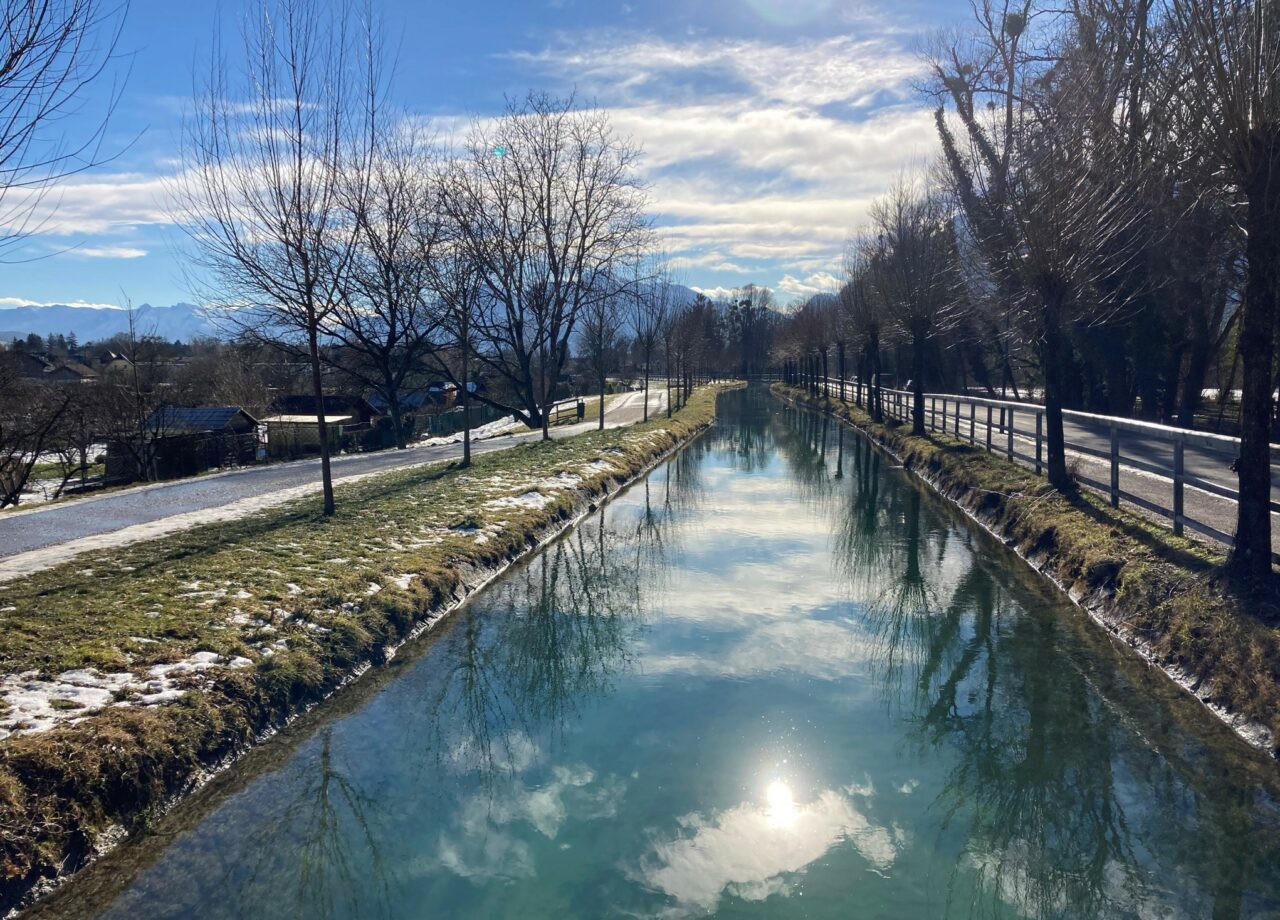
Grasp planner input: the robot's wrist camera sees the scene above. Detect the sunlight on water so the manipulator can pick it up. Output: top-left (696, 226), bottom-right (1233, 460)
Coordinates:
top-left (765, 780), bottom-right (797, 827)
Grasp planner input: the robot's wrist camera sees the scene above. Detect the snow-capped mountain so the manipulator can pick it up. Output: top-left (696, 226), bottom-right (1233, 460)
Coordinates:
top-left (0, 303), bottom-right (222, 344)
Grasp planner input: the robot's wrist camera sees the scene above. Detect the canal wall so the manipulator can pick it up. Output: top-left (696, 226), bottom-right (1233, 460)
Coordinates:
top-left (773, 383), bottom-right (1279, 762)
top-left (0, 383), bottom-right (741, 916)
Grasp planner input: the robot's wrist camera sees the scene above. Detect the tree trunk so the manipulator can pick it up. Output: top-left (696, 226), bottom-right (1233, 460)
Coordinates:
top-left (461, 318), bottom-right (471, 468)
top-left (1177, 334), bottom-right (1213, 429)
top-left (307, 320), bottom-right (335, 516)
top-left (598, 365), bottom-right (605, 431)
top-left (911, 331), bottom-right (926, 437)
top-left (1041, 290), bottom-right (1072, 491)
top-left (642, 349), bottom-right (651, 422)
top-left (837, 341), bottom-right (845, 401)
top-left (1230, 133), bottom-right (1279, 579)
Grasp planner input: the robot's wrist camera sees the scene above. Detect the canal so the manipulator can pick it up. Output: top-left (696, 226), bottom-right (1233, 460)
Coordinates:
top-left (31, 387), bottom-right (1280, 919)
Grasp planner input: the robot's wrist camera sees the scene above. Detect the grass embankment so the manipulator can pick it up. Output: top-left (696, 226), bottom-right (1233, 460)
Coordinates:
top-left (773, 383), bottom-right (1280, 758)
top-left (0, 383), bottom-right (736, 912)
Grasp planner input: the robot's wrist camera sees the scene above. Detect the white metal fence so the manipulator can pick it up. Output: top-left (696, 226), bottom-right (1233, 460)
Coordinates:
top-left (808, 375), bottom-right (1280, 562)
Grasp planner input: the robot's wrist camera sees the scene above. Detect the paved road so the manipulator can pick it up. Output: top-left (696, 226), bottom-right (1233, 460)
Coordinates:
top-left (0, 389), bottom-right (669, 565)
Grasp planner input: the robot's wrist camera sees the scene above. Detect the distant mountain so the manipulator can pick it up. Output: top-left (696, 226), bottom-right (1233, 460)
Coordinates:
top-left (0, 303), bottom-right (222, 344)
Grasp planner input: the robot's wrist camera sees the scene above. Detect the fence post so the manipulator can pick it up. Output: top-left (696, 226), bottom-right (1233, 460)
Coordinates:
top-left (1173, 439), bottom-right (1185, 535)
top-left (954, 400), bottom-right (961, 437)
top-left (1007, 408), bottom-right (1015, 461)
top-left (969, 402), bottom-right (976, 444)
top-left (1035, 411), bottom-right (1043, 475)
top-left (1109, 425), bottom-right (1119, 508)
top-left (986, 406), bottom-right (993, 451)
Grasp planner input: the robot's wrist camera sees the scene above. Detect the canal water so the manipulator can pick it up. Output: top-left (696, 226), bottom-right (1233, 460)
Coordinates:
top-left (34, 387), bottom-right (1280, 919)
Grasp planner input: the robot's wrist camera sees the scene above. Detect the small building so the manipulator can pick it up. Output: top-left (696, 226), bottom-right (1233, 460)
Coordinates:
top-left (269, 394), bottom-right (381, 425)
top-left (261, 414), bottom-right (352, 458)
top-left (107, 406), bottom-right (260, 481)
top-left (43, 361), bottom-right (99, 384)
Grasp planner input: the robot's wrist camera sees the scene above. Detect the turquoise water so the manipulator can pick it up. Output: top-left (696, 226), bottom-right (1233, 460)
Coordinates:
top-left (35, 388), bottom-right (1280, 919)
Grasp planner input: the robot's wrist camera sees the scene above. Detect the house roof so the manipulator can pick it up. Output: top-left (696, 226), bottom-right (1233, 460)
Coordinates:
top-left (261, 414), bottom-right (353, 425)
top-left (146, 406), bottom-right (257, 435)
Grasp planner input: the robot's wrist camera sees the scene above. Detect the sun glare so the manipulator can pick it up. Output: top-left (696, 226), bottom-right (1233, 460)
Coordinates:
top-left (765, 780), bottom-right (797, 826)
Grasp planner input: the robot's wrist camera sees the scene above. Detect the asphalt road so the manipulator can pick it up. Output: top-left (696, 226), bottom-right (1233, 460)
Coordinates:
top-left (0, 389), bottom-right (669, 564)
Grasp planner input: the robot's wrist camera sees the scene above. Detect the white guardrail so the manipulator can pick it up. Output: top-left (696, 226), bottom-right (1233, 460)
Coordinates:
top-left (810, 375), bottom-right (1280, 562)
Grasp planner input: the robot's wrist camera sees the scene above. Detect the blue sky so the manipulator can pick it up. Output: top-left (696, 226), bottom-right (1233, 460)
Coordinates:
top-left (2, 0), bottom-right (961, 310)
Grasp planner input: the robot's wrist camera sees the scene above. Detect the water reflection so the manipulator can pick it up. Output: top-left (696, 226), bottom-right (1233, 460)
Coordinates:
top-left (772, 393), bottom-right (1280, 919)
top-left (34, 386), bottom-right (1280, 920)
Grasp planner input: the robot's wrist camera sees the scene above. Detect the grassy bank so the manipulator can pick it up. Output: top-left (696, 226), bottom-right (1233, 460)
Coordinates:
top-left (0, 384), bottom-right (737, 912)
top-left (773, 383), bottom-right (1280, 759)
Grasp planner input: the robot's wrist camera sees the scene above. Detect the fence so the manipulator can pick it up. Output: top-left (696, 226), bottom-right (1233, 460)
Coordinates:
top-left (807, 375), bottom-right (1280, 562)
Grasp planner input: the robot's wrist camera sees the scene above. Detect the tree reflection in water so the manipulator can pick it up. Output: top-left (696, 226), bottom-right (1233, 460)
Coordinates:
top-left (774, 398), bottom-right (1280, 919)
top-left (164, 486), bottom-right (691, 920)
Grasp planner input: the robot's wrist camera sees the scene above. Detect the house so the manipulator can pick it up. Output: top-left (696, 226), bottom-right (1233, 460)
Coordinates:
top-left (260, 414), bottom-right (352, 458)
top-left (98, 351), bottom-right (134, 376)
top-left (107, 406), bottom-right (260, 481)
top-left (269, 393), bottom-right (381, 425)
top-left (14, 352), bottom-right (53, 380)
top-left (43, 361), bottom-right (99, 384)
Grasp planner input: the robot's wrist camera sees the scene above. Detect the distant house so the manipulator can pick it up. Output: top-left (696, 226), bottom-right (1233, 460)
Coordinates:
top-left (269, 393), bottom-right (381, 425)
top-left (366, 381), bottom-right (486, 417)
top-left (43, 361), bottom-right (99, 384)
top-left (147, 406), bottom-right (258, 438)
top-left (98, 351), bottom-right (134, 376)
top-left (15, 352), bottom-right (53, 380)
top-left (107, 405), bottom-right (260, 481)
top-left (260, 414), bottom-right (352, 458)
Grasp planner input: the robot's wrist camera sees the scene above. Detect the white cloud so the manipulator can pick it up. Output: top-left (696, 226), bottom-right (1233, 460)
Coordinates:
top-left (637, 786), bottom-right (900, 915)
top-left (512, 31), bottom-right (938, 286)
top-left (777, 272), bottom-right (842, 298)
top-left (74, 245), bottom-right (148, 259)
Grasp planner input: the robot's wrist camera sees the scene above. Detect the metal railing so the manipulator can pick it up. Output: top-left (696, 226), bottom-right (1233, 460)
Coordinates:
top-left (807, 375), bottom-right (1280, 561)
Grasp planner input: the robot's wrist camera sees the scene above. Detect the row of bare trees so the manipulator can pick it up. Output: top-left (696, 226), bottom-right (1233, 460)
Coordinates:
top-left (773, 0), bottom-right (1280, 581)
top-left (174, 0), bottom-right (654, 515)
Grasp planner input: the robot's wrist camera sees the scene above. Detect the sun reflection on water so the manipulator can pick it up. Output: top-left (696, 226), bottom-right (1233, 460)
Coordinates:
top-left (766, 780), bottom-right (797, 827)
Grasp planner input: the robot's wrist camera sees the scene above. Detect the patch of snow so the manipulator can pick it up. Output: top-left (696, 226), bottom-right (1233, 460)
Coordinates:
top-left (390, 574), bottom-right (415, 590)
top-left (485, 491), bottom-right (556, 512)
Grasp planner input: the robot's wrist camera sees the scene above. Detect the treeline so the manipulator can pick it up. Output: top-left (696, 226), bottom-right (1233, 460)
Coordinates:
top-left (770, 0), bottom-right (1279, 579)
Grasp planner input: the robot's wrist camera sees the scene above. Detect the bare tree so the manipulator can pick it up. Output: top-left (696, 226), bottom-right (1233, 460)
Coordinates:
top-left (629, 251), bottom-right (675, 422)
top-left (428, 243), bottom-right (484, 467)
top-left (175, 0), bottom-right (357, 515)
top-left (1165, 0), bottom-right (1280, 577)
top-left (867, 175), bottom-right (962, 436)
top-left (0, 0), bottom-right (129, 260)
top-left (928, 3), bottom-right (1146, 488)
top-left (331, 113), bottom-right (444, 449)
top-left (842, 236), bottom-right (888, 420)
top-left (438, 93), bottom-right (648, 440)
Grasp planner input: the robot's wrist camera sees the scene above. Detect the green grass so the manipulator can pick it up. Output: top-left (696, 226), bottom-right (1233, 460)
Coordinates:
top-left (0, 384), bottom-right (738, 910)
top-left (774, 383), bottom-right (1280, 758)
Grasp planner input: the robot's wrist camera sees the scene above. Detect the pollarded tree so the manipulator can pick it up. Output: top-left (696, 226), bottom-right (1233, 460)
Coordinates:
top-left (867, 176), bottom-right (961, 436)
top-left (1164, 0), bottom-right (1280, 577)
top-left (438, 93), bottom-right (648, 440)
top-left (928, 2), bottom-right (1147, 488)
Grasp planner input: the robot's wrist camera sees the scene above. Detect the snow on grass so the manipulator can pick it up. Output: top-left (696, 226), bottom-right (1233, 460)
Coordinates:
top-left (0, 652), bottom-right (253, 739)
